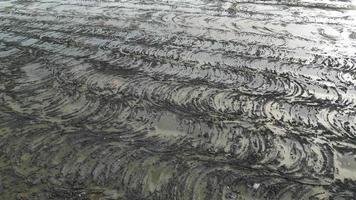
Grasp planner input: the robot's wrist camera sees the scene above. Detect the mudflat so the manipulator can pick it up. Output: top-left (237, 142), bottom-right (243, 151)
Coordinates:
top-left (0, 0), bottom-right (356, 199)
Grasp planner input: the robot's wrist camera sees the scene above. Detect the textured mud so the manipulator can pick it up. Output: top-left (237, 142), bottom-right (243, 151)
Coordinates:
top-left (1, 0), bottom-right (356, 199)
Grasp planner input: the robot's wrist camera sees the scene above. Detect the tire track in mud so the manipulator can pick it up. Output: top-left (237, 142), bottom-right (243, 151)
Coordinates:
top-left (1, 0), bottom-right (356, 199)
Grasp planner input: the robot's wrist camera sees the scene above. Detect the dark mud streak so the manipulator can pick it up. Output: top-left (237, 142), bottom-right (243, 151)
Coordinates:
top-left (1, 0), bottom-right (356, 199)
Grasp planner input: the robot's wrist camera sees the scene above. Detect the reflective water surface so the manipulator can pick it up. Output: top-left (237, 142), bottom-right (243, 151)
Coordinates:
top-left (1, 0), bottom-right (356, 199)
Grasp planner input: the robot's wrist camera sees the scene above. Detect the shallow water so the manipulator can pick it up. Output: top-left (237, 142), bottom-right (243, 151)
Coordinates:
top-left (1, 0), bottom-right (356, 199)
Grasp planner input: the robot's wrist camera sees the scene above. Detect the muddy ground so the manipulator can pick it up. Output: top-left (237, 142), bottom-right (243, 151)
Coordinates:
top-left (1, 0), bottom-right (356, 199)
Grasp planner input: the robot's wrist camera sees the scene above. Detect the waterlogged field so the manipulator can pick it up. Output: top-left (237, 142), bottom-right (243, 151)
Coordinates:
top-left (1, 0), bottom-right (356, 199)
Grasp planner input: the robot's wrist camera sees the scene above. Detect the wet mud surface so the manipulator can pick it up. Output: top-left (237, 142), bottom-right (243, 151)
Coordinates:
top-left (1, 0), bottom-right (356, 199)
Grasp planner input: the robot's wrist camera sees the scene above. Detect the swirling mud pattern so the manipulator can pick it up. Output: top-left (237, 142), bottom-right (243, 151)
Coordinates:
top-left (1, 0), bottom-right (356, 199)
